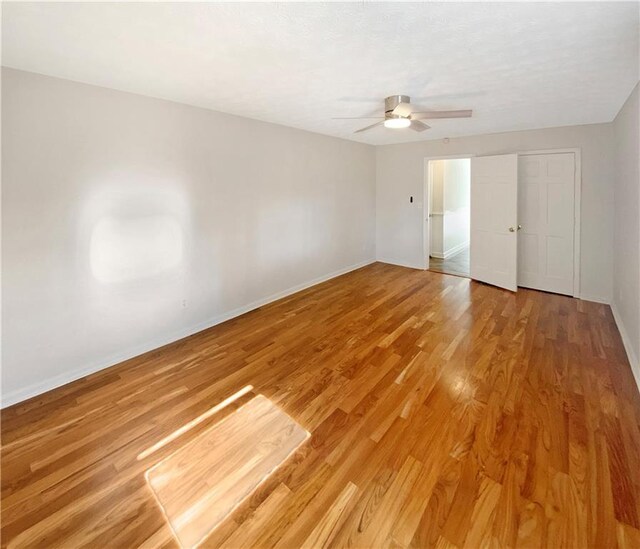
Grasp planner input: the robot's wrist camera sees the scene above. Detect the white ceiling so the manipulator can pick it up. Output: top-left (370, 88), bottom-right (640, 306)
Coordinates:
top-left (3, 2), bottom-right (639, 146)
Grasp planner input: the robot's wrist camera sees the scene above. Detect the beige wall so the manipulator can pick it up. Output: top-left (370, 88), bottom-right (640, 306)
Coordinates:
top-left (429, 160), bottom-right (445, 257)
top-left (1, 68), bottom-right (376, 405)
top-left (613, 83), bottom-right (640, 382)
top-left (442, 159), bottom-right (470, 255)
top-left (376, 123), bottom-right (615, 302)
top-left (428, 158), bottom-right (470, 258)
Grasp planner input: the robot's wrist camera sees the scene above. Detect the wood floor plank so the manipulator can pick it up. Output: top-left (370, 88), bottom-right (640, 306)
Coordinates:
top-left (2, 262), bottom-right (639, 548)
top-left (300, 481), bottom-right (358, 549)
top-left (461, 474), bottom-right (502, 548)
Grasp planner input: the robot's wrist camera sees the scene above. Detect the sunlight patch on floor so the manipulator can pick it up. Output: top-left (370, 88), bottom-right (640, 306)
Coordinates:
top-left (145, 395), bottom-right (309, 548)
top-left (137, 385), bottom-right (254, 461)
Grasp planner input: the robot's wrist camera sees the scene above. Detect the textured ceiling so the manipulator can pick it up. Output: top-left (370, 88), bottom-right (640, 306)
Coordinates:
top-left (2, 2), bottom-right (639, 145)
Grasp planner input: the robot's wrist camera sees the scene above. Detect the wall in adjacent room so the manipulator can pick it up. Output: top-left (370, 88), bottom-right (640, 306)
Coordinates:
top-left (442, 158), bottom-right (470, 257)
top-left (428, 158), bottom-right (470, 259)
top-left (429, 160), bottom-right (445, 257)
top-left (612, 83), bottom-right (640, 386)
top-left (376, 123), bottom-right (615, 302)
top-left (1, 68), bottom-right (376, 405)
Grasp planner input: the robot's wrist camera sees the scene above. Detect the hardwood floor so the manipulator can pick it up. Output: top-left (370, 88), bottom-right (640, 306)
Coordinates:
top-left (147, 395), bottom-right (309, 548)
top-left (429, 247), bottom-right (470, 278)
top-left (2, 262), bottom-right (640, 548)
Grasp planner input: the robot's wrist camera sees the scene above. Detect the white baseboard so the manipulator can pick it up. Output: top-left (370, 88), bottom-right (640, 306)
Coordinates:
top-left (443, 241), bottom-right (469, 259)
top-left (578, 294), bottom-right (611, 305)
top-left (1, 258), bottom-right (376, 408)
top-left (376, 257), bottom-right (426, 270)
top-left (430, 241), bottom-right (469, 260)
top-left (611, 302), bottom-right (640, 393)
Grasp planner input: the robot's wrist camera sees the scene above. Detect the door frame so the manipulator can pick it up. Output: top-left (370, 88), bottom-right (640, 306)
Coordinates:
top-left (422, 154), bottom-right (474, 270)
top-left (517, 148), bottom-right (582, 298)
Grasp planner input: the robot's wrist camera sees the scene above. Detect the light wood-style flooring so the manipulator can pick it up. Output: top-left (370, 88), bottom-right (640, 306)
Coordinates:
top-left (2, 262), bottom-right (640, 548)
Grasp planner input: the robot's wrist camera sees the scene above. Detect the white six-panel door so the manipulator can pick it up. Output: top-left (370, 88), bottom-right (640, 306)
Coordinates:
top-left (470, 154), bottom-right (519, 292)
top-left (517, 153), bottom-right (575, 296)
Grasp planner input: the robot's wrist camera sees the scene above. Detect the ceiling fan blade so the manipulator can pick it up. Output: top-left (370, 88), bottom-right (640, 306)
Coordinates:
top-left (354, 121), bottom-right (385, 133)
top-left (411, 110), bottom-right (472, 120)
top-left (332, 116), bottom-right (384, 120)
top-left (392, 103), bottom-right (414, 117)
top-left (409, 120), bottom-right (430, 132)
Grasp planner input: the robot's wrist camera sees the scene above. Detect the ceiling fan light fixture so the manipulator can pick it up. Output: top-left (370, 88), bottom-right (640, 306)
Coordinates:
top-left (384, 117), bottom-right (411, 129)
top-left (347, 95), bottom-right (472, 134)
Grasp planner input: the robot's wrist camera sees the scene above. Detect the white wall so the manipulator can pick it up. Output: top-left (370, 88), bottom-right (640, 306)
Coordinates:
top-left (429, 160), bottom-right (445, 257)
top-left (376, 123), bottom-right (615, 302)
top-left (442, 159), bottom-right (470, 256)
top-left (612, 83), bottom-right (640, 385)
top-left (1, 68), bottom-right (376, 405)
top-left (428, 158), bottom-right (470, 259)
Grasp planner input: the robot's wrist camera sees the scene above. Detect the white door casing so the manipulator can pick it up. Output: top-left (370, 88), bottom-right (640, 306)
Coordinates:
top-left (517, 153), bottom-right (575, 296)
top-left (470, 154), bottom-right (519, 291)
top-left (423, 154), bottom-right (474, 271)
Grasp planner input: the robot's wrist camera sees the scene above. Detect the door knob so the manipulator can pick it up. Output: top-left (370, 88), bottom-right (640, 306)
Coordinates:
top-left (509, 227), bottom-right (515, 232)
top-left (517, 224), bottom-right (522, 231)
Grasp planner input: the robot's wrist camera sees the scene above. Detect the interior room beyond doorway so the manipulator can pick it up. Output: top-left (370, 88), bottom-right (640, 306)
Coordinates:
top-left (427, 158), bottom-right (471, 278)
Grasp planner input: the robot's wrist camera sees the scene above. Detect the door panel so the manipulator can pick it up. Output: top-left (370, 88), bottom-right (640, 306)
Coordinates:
top-left (517, 153), bottom-right (575, 295)
top-left (470, 154), bottom-right (519, 291)
top-left (520, 183), bottom-right (539, 230)
top-left (520, 233), bottom-right (538, 272)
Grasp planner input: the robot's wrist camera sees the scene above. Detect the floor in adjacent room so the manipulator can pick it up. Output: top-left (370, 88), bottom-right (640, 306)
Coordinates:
top-left (2, 262), bottom-right (640, 548)
top-left (429, 246), bottom-right (470, 278)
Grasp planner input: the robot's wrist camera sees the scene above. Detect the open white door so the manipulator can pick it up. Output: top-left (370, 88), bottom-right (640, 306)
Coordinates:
top-left (470, 154), bottom-right (519, 291)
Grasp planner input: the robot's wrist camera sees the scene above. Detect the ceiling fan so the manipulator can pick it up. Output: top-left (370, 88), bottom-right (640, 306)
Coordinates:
top-left (334, 95), bottom-right (472, 133)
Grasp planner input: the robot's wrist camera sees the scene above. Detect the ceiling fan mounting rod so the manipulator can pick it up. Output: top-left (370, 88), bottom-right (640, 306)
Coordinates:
top-left (385, 95), bottom-right (410, 117)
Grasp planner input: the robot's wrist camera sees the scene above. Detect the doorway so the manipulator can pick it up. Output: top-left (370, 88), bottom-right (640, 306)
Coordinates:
top-left (426, 158), bottom-right (471, 278)
top-left (423, 150), bottom-right (580, 296)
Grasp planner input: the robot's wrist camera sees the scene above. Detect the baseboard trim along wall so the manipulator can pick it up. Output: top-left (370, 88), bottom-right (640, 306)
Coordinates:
top-left (611, 302), bottom-right (640, 393)
top-left (376, 258), bottom-right (425, 270)
top-left (430, 241), bottom-right (469, 260)
top-left (1, 258), bottom-right (376, 408)
top-left (578, 294), bottom-right (611, 305)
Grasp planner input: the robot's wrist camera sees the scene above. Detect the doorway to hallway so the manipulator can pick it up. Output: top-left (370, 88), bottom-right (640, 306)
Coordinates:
top-left (426, 157), bottom-right (471, 278)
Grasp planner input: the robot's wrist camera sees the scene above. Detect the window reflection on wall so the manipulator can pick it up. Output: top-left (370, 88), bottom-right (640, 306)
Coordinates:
top-left (90, 214), bottom-right (183, 283)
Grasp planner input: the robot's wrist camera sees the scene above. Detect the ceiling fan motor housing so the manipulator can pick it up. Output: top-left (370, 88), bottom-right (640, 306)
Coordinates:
top-left (385, 95), bottom-right (410, 119)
